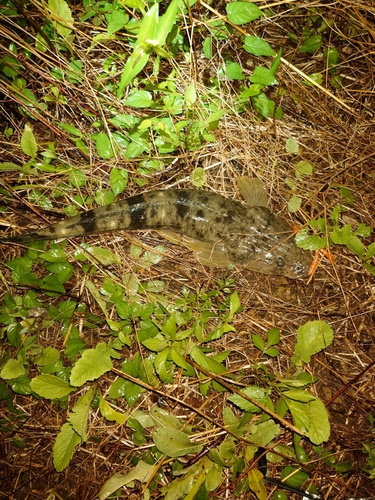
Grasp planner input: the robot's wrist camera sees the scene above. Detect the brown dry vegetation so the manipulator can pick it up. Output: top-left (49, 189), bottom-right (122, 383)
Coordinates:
top-left (0, 1), bottom-right (375, 499)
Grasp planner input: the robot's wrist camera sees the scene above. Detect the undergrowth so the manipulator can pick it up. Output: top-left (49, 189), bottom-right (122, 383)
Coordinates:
top-left (1, 0), bottom-right (374, 499)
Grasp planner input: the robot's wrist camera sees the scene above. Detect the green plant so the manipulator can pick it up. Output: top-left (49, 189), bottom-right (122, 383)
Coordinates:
top-left (296, 187), bottom-right (375, 275)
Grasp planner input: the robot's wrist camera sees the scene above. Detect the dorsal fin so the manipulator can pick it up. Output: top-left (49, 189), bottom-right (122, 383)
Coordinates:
top-left (237, 177), bottom-right (268, 208)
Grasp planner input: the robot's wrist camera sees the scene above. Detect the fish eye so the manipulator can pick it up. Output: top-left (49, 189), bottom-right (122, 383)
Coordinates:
top-left (275, 256), bottom-right (285, 268)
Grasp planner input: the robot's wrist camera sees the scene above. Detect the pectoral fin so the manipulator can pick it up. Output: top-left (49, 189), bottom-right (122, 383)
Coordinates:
top-left (237, 177), bottom-right (268, 208)
top-left (159, 231), bottom-right (232, 268)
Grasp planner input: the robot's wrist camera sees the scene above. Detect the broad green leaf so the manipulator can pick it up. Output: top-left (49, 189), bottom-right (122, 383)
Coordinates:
top-left (288, 195), bottom-right (302, 213)
top-left (53, 422), bottom-right (82, 472)
top-left (48, 0), bottom-right (74, 37)
top-left (295, 160), bottom-right (313, 179)
top-left (190, 167), bottom-right (206, 187)
top-left (107, 9), bottom-right (127, 35)
top-left (252, 334), bottom-right (265, 351)
top-left (267, 328), bottom-right (280, 346)
top-left (83, 245), bottom-right (121, 265)
top-left (283, 389), bottom-right (315, 403)
top-left (1, 358), bottom-right (26, 379)
top-left (285, 137), bottom-right (299, 153)
top-left (162, 459), bottom-right (209, 499)
top-left (248, 468), bottom-right (267, 500)
top-left (243, 36), bottom-right (275, 56)
top-left (35, 347), bottom-right (60, 366)
top-left (226, 2), bottom-right (263, 25)
top-left (299, 34), bottom-right (322, 53)
top-left (185, 82), bottom-right (197, 107)
top-left (70, 343), bottom-right (114, 386)
top-left (295, 228), bottom-right (328, 251)
top-left (323, 47), bottom-right (339, 70)
top-left (150, 406), bottom-right (181, 430)
top-left (280, 466), bottom-right (309, 488)
top-left (94, 133), bottom-right (114, 159)
top-left (98, 462), bottom-right (158, 500)
top-left (110, 167), bottom-right (128, 195)
top-left (99, 393), bottom-right (126, 424)
top-left (225, 61), bottom-right (244, 80)
top-left (302, 72), bottom-right (324, 87)
top-left (154, 0), bottom-right (178, 45)
top-left (251, 420), bottom-right (280, 447)
top-left (40, 247), bottom-right (66, 263)
top-left (69, 168), bottom-right (87, 187)
top-left (306, 398), bottom-right (330, 444)
top-left (205, 465), bottom-right (222, 491)
top-left (293, 320), bottom-right (334, 364)
top-left (21, 123), bottom-right (37, 158)
top-left (284, 398), bottom-right (310, 433)
top-left (190, 346), bottom-right (227, 375)
top-left (30, 374), bottom-right (75, 399)
top-left (125, 90), bottom-right (153, 108)
top-left (152, 427), bottom-right (203, 457)
top-left (249, 66), bottom-right (278, 86)
top-left (228, 386), bottom-right (269, 413)
top-left (56, 121), bottom-right (82, 136)
top-left (69, 386), bottom-right (95, 439)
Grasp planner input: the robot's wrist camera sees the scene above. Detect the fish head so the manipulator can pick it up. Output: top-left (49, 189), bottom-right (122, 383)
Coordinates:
top-left (227, 207), bottom-right (312, 278)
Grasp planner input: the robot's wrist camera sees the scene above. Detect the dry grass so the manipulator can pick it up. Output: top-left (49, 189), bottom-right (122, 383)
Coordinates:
top-left (0, 1), bottom-right (375, 499)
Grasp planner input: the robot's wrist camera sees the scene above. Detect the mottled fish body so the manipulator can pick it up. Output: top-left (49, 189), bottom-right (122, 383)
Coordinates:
top-left (0, 178), bottom-right (312, 278)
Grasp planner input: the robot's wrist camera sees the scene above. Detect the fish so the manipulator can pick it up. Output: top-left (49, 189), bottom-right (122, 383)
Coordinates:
top-left (0, 177), bottom-right (312, 278)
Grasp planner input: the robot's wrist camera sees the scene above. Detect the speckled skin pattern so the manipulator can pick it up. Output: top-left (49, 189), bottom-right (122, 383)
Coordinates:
top-left (0, 190), bottom-right (312, 278)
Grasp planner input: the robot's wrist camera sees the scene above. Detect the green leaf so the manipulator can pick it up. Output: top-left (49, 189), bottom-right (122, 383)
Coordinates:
top-left (190, 167), bottom-right (207, 187)
top-left (35, 347), bottom-right (60, 366)
top-left (82, 245), bottom-right (121, 265)
top-left (21, 123), bottom-right (37, 159)
top-left (69, 168), bottom-right (87, 188)
top-left (248, 468), bottom-right (267, 500)
top-left (293, 320), bottom-right (334, 365)
top-left (190, 346), bottom-right (228, 375)
top-left (48, 0), bottom-right (74, 37)
top-left (69, 386), bottom-right (95, 439)
top-left (249, 66), bottom-right (278, 86)
top-left (280, 466), bottom-right (309, 488)
top-left (252, 334), bottom-right (264, 351)
top-left (107, 9), bottom-right (127, 35)
top-left (283, 389), bottom-right (316, 403)
top-left (299, 34), bottom-right (323, 53)
top-left (285, 137), bottom-right (299, 154)
top-left (30, 374), bottom-right (75, 399)
top-left (110, 167), bottom-right (128, 195)
top-left (323, 47), bottom-right (339, 70)
top-left (202, 36), bottom-right (212, 59)
top-left (98, 462), bottom-right (158, 500)
top-left (99, 393), bottom-right (126, 424)
top-left (226, 2), bottom-right (263, 25)
top-left (0, 358), bottom-right (26, 379)
top-left (306, 398), bottom-right (330, 444)
top-left (288, 195), bottom-right (302, 213)
top-left (70, 343), bottom-right (114, 386)
top-left (94, 133), bottom-right (114, 159)
top-left (225, 61), bottom-right (245, 80)
top-left (40, 247), bottom-right (67, 263)
top-left (243, 36), bottom-right (275, 56)
top-left (302, 73), bottom-right (323, 86)
top-left (151, 427), bottom-right (203, 457)
top-left (185, 82), bottom-right (197, 107)
top-left (205, 465), bottom-right (222, 492)
top-left (53, 422), bottom-right (82, 472)
top-left (124, 90), bottom-right (153, 108)
top-left (267, 328), bottom-right (280, 346)
top-left (228, 386), bottom-right (269, 413)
